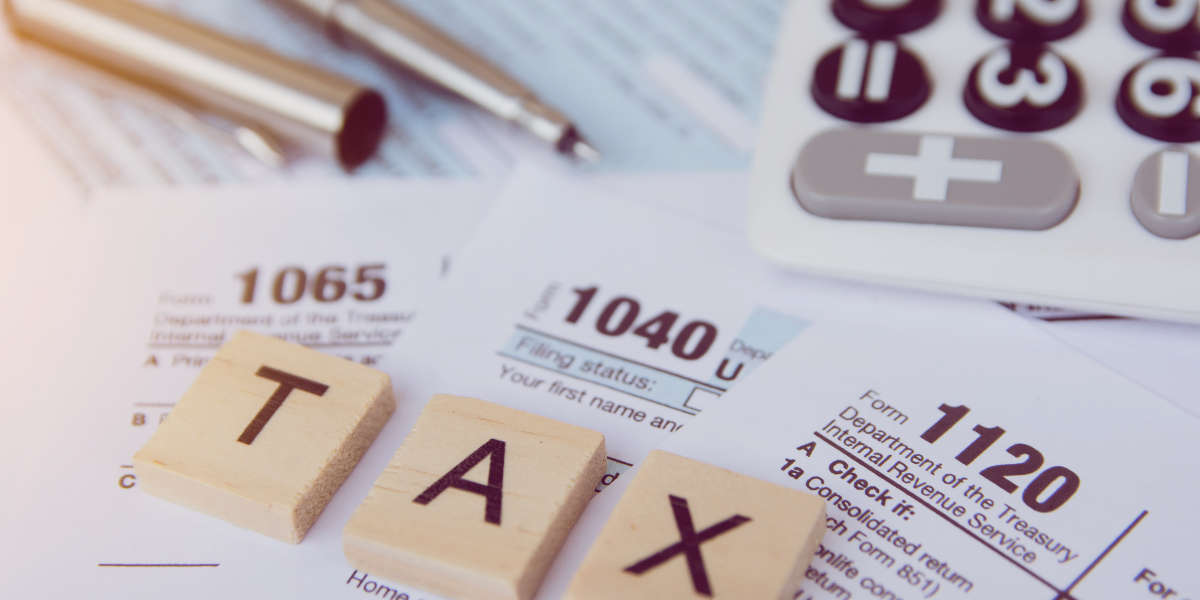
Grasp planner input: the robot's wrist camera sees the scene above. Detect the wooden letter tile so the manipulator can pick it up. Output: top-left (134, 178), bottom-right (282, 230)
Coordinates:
top-left (132, 330), bottom-right (395, 543)
top-left (565, 450), bottom-right (826, 600)
top-left (343, 394), bottom-right (606, 600)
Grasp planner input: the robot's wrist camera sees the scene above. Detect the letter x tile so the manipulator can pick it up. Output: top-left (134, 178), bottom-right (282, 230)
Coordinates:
top-left (343, 394), bottom-right (606, 600)
top-left (132, 330), bottom-right (395, 543)
top-left (566, 450), bottom-right (826, 600)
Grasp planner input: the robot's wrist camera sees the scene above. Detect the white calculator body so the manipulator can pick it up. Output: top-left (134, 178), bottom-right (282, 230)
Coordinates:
top-left (748, 0), bottom-right (1200, 322)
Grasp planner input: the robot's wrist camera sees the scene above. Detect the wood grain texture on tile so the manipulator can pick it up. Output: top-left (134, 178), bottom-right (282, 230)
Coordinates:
top-left (344, 394), bottom-right (606, 600)
top-left (133, 330), bottom-right (395, 543)
top-left (566, 450), bottom-right (826, 600)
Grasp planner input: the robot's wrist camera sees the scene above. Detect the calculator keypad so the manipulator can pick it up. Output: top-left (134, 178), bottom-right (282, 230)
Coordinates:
top-left (964, 43), bottom-right (1084, 132)
top-left (811, 38), bottom-right (931, 123)
top-left (1117, 56), bottom-right (1200, 143)
top-left (795, 0), bottom-right (1200, 239)
top-left (975, 0), bottom-right (1087, 42)
top-left (831, 0), bottom-right (942, 36)
top-left (1122, 0), bottom-right (1200, 51)
top-left (753, 0), bottom-right (1200, 318)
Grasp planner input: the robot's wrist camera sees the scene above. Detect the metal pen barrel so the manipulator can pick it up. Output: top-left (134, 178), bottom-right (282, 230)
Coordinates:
top-left (5, 0), bottom-right (387, 168)
top-left (279, 0), bottom-right (597, 159)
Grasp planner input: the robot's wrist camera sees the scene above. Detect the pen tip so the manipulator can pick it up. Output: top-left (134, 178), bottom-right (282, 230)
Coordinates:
top-left (571, 139), bottom-right (601, 163)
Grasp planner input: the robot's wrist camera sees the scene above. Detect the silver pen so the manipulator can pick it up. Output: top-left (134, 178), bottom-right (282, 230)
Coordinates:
top-left (5, 0), bottom-right (388, 169)
top-left (277, 0), bottom-right (601, 162)
top-left (17, 42), bottom-right (289, 168)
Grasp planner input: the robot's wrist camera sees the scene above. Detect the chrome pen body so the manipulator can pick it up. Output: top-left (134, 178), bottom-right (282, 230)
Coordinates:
top-left (279, 0), bottom-right (599, 161)
top-left (5, 0), bottom-right (387, 168)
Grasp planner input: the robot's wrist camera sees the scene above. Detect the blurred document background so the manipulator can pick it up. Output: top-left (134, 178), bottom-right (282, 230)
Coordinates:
top-left (0, 0), bottom-right (781, 193)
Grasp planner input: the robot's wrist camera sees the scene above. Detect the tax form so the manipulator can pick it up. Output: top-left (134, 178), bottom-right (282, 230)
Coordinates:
top-left (0, 165), bottom-right (896, 598)
top-left (603, 294), bottom-right (1200, 599)
top-left (1029, 316), bottom-right (1200, 418)
top-left (2, 162), bottom-right (1196, 600)
top-left (339, 167), bottom-right (935, 599)
top-left (0, 177), bottom-right (498, 597)
top-left (0, 0), bottom-right (783, 194)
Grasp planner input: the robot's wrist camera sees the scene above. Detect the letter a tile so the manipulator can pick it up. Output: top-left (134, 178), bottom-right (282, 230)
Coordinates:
top-left (343, 394), bottom-right (606, 600)
top-left (132, 330), bottom-right (395, 543)
top-left (566, 450), bottom-right (826, 600)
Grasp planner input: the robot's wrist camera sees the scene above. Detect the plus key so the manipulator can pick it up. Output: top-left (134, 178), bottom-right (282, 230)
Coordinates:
top-left (866, 135), bottom-right (1003, 201)
top-left (791, 129), bottom-right (1080, 230)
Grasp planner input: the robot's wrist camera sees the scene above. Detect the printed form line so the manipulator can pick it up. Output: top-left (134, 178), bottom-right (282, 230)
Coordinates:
top-left (497, 351), bottom-right (696, 416)
top-left (512, 325), bottom-right (726, 392)
top-left (1035, 315), bottom-right (1125, 322)
top-left (146, 341), bottom-right (393, 349)
top-left (98, 563), bottom-right (218, 567)
top-left (1054, 510), bottom-right (1148, 600)
top-left (813, 432), bottom-right (1144, 600)
top-left (501, 324), bottom-right (726, 416)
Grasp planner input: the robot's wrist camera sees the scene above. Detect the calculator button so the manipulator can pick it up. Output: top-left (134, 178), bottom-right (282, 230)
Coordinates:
top-left (964, 43), bottom-right (1083, 132)
top-left (791, 129), bottom-right (1079, 230)
top-left (811, 38), bottom-right (930, 123)
top-left (1123, 0), bottom-right (1200, 51)
top-left (832, 0), bottom-right (942, 36)
top-left (976, 0), bottom-right (1086, 41)
top-left (1117, 56), bottom-right (1200, 143)
top-left (1131, 148), bottom-right (1200, 239)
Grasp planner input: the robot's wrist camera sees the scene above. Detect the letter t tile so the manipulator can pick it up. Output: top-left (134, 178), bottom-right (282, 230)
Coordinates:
top-left (132, 330), bottom-right (395, 543)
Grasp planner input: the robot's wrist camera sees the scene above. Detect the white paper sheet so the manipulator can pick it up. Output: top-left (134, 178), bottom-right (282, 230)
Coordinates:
top-left (324, 167), bottom-right (960, 600)
top-left (1028, 317), bottom-right (1200, 418)
top-left (595, 295), bottom-right (1200, 599)
top-left (0, 165), bottom-right (915, 598)
top-left (0, 177), bottom-right (499, 598)
top-left (5, 164), bottom-right (1197, 599)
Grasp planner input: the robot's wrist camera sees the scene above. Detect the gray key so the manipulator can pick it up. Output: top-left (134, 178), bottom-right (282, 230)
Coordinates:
top-left (791, 129), bottom-right (1079, 230)
top-left (1130, 149), bottom-right (1200, 240)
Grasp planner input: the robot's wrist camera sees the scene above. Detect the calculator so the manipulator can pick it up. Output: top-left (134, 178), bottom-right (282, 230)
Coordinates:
top-left (748, 0), bottom-right (1200, 322)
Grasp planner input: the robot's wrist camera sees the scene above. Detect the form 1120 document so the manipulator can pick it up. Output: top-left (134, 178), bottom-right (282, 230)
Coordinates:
top-left (617, 294), bottom-right (1200, 600)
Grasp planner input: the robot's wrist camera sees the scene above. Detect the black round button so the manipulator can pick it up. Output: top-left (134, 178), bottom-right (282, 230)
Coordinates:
top-left (964, 43), bottom-right (1084, 131)
top-left (1117, 55), bottom-right (1200, 143)
top-left (1123, 0), bottom-right (1200, 51)
top-left (976, 0), bottom-right (1086, 41)
top-left (832, 0), bottom-right (942, 36)
top-left (811, 37), bottom-right (931, 123)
